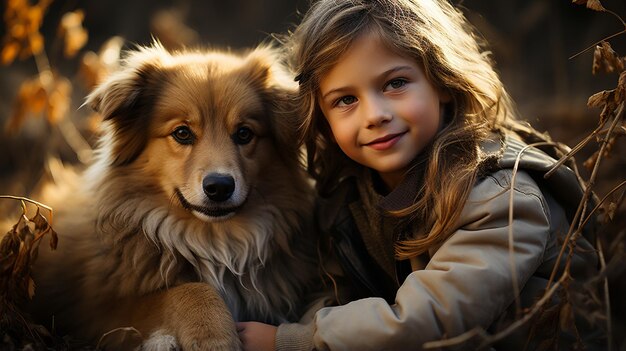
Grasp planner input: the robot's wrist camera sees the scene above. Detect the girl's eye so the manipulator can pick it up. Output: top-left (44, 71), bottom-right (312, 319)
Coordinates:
top-left (233, 126), bottom-right (254, 145)
top-left (172, 126), bottom-right (195, 145)
top-left (335, 95), bottom-right (357, 107)
top-left (385, 78), bottom-right (407, 91)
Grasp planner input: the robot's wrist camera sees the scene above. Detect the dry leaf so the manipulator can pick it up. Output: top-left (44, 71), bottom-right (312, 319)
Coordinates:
top-left (79, 51), bottom-right (102, 89)
top-left (6, 75), bottom-right (46, 132)
top-left (46, 77), bottom-right (72, 124)
top-left (559, 302), bottom-right (579, 337)
top-left (79, 36), bottom-right (124, 89)
top-left (59, 10), bottom-right (88, 58)
top-left (30, 208), bottom-right (46, 231)
top-left (587, 89), bottom-right (614, 108)
top-left (572, 0), bottom-right (606, 11)
top-left (592, 42), bottom-right (624, 75)
top-left (583, 151), bottom-right (599, 170)
top-left (0, 0), bottom-right (52, 64)
top-left (5, 73), bottom-right (72, 132)
top-left (605, 202), bottom-right (617, 222)
top-left (19, 33), bottom-right (42, 60)
top-left (1, 40), bottom-right (20, 65)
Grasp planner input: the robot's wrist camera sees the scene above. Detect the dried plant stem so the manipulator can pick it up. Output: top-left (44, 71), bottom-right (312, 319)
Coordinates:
top-left (28, 27), bottom-right (93, 165)
top-left (508, 141), bottom-right (557, 317)
top-left (0, 195), bottom-right (53, 218)
top-left (596, 236), bottom-right (612, 351)
top-left (580, 180), bottom-right (626, 229)
top-left (568, 29), bottom-right (626, 60)
top-left (547, 102), bottom-right (625, 289)
top-left (424, 280), bottom-right (563, 349)
top-left (544, 123), bottom-right (604, 179)
top-left (0, 195), bottom-right (54, 242)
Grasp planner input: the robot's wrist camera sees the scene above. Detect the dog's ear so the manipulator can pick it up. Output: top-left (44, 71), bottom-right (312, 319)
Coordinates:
top-left (86, 46), bottom-right (166, 167)
top-left (243, 46), bottom-right (301, 160)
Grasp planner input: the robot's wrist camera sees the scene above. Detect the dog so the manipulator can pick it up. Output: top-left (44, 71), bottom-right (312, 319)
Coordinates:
top-left (27, 42), bottom-right (317, 350)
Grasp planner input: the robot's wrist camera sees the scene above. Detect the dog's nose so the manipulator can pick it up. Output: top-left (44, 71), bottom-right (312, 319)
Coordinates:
top-left (202, 174), bottom-right (235, 202)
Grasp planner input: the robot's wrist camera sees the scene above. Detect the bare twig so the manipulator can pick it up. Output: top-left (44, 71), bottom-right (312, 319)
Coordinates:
top-left (0, 195), bottom-right (53, 225)
top-left (596, 236), bottom-right (612, 351)
top-left (544, 123), bottom-right (604, 179)
top-left (547, 102), bottom-right (625, 289)
top-left (423, 280), bottom-right (563, 349)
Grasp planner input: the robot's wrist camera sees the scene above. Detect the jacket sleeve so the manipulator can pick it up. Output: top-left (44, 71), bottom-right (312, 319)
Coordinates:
top-left (276, 169), bottom-right (551, 351)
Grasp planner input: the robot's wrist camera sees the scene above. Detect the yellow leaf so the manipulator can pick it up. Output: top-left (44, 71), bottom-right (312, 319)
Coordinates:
top-left (64, 28), bottom-right (88, 58)
top-left (60, 10), bottom-right (88, 58)
top-left (1, 40), bottom-right (21, 65)
top-left (9, 22), bottom-right (27, 40)
top-left (29, 32), bottom-right (44, 55)
top-left (46, 77), bottom-right (71, 124)
top-left (26, 6), bottom-right (43, 34)
top-left (5, 76), bottom-right (47, 132)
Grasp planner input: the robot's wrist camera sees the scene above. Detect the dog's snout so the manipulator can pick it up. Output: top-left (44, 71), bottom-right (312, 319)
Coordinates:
top-left (203, 174), bottom-right (235, 202)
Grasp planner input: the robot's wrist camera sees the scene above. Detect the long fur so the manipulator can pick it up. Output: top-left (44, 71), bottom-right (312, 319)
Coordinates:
top-left (28, 42), bottom-right (316, 349)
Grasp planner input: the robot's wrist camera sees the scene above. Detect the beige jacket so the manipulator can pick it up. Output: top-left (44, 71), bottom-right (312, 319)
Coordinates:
top-left (275, 134), bottom-right (601, 350)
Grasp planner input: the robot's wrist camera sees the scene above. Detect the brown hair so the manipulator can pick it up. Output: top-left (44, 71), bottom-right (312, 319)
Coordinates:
top-left (285, 0), bottom-right (518, 259)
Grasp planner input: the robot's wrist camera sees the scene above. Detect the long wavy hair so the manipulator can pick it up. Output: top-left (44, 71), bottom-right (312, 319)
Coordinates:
top-left (285, 0), bottom-right (519, 259)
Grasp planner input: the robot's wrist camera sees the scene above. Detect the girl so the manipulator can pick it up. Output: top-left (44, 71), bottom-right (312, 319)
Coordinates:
top-left (238, 0), bottom-right (602, 350)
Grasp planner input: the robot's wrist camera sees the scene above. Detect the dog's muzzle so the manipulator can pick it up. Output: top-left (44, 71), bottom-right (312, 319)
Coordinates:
top-left (175, 172), bottom-right (246, 220)
top-left (202, 174), bottom-right (235, 202)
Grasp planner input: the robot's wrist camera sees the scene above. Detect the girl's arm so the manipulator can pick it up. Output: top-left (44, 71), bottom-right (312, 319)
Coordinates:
top-left (275, 169), bottom-right (552, 351)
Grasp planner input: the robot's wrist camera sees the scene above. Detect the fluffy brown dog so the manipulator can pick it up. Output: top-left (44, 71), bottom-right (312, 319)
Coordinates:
top-left (28, 43), bottom-right (316, 350)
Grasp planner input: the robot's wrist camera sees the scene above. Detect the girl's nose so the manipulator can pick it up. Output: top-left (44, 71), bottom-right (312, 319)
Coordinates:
top-left (363, 95), bottom-right (392, 128)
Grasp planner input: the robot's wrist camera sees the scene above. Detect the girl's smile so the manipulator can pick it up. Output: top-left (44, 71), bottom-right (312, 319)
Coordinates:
top-left (318, 30), bottom-right (450, 190)
top-left (362, 131), bottom-right (408, 150)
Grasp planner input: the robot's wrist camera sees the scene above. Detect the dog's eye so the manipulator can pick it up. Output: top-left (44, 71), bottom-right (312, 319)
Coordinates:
top-left (172, 126), bottom-right (195, 145)
top-left (233, 126), bottom-right (254, 145)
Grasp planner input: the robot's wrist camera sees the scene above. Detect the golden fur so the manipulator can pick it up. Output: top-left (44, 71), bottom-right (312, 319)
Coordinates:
top-left (28, 43), bottom-right (316, 350)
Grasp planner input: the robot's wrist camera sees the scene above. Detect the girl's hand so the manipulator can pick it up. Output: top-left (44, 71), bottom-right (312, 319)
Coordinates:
top-left (236, 321), bottom-right (277, 351)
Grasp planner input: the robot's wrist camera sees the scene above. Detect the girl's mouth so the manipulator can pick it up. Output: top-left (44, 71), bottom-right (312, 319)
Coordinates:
top-left (364, 131), bottom-right (407, 151)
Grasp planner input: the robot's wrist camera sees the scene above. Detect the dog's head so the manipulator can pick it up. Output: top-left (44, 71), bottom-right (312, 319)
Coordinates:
top-left (86, 42), bottom-right (302, 222)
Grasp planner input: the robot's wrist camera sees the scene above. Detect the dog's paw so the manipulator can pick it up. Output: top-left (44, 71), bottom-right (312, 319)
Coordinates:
top-left (139, 328), bottom-right (242, 351)
top-left (184, 337), bottom-right (243, 351)
top-left (138, 330), bottom-right (180, 351)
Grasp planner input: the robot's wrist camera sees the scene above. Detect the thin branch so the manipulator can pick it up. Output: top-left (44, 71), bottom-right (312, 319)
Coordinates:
top-left (580, 180), bottom-right (626, 230)
top-left (596, 237), bottom-right (612, 351)
top-left (547, 102), bottom-right (625, 289)
top-left (0, 195), bottom-right (53, 216)
top-left (544, 123), bottom-right (604, 179)
top-left (423, 280), bottom-right (563, 349)
top-left (569, 29), bottom-right (626, 60)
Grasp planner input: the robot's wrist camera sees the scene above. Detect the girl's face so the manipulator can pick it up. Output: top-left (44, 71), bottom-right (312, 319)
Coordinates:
top-left (318, 31), bottom-right (449, 190)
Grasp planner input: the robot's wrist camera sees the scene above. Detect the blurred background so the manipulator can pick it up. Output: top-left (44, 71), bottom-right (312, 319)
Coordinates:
top-left (1, 0), bottom-right (624, 194)
top-left (0, 0), bottom-right (625, 347)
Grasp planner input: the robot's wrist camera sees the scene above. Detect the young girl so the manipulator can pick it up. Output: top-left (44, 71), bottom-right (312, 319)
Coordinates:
top-left (238, 0), bottom-right (602, 350)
